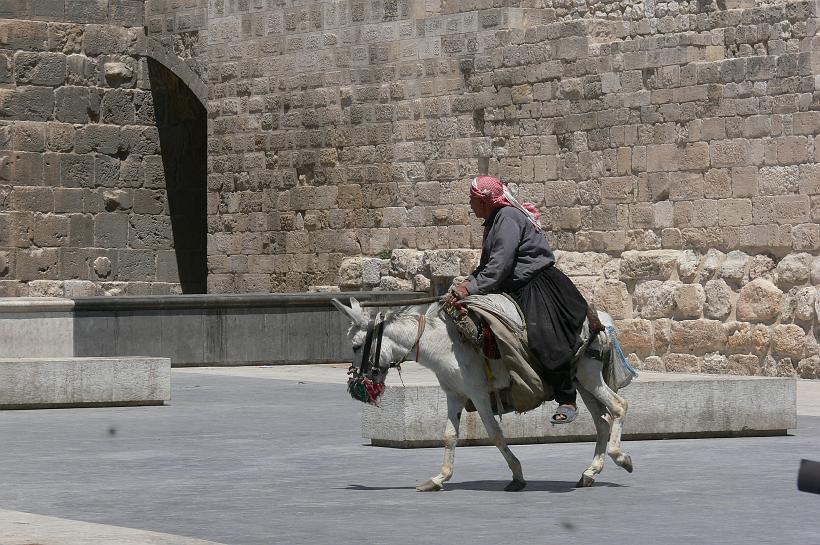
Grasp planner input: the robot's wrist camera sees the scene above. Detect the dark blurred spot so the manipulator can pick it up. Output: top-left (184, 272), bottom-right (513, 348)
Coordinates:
top-left (560, 520), bottom-right (575, 531)
top-left (108, 427), bottom-right (117, 436)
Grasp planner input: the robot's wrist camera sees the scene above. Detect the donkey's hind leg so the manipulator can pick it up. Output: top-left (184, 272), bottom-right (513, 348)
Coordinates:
top-left (575, 385), bottom-right (610, 487)
top-left (417, 392), bottom-right (464, 492)
top-left (470, 395), bottom-right (526, 492)
top-left (576, 357), bottom-right (633, 473)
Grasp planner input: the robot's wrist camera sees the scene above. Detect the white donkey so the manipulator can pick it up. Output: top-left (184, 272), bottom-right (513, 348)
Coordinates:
top-left (332, 297), bottom-right (633, 492)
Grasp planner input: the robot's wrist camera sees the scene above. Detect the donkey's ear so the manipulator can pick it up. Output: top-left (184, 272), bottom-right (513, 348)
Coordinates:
top-left (349, 297), bottom-right (362, 314)
top-left (332, 298), bottom-right (365, 325)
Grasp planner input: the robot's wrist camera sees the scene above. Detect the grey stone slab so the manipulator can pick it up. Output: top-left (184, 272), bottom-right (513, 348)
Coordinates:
top-left (73, 311), bottom-right (118, 358)
top-left (203, 308), bottom-right (226, 364)
top-left (284, 307), bottom-right (349, 361)
top-left (362, 373), bottom-right (797, 447)
top-left (263, 307), bottom-right (290, 360)
top-left (112, 310), bottom-right (166, 357)
top-left (159, 310), bottom-right (206, 365)
top-left (223, 308), bottom-right (274, 364)
top-left (12, 292), bottom-right (431, 366)
top-left (0, 356), bottom-right (170, 408)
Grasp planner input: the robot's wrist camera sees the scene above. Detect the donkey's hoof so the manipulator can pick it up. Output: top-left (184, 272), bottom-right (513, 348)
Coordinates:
top-left (504, 478), bottom-right (527, 492)
top-left (576, 474), bottom-right (595, 488)
top-left (617, 454), bottom-right (634, 473)
top-left (416, 480), bottom-right (443, 492)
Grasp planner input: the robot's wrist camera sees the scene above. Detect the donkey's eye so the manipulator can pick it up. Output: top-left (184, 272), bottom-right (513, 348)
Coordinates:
top-left (352, 344), bottom-right (362, 352)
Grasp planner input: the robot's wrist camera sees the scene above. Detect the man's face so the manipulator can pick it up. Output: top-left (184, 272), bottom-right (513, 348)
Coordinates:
top-left (470, 195), bottom-right (491, 219)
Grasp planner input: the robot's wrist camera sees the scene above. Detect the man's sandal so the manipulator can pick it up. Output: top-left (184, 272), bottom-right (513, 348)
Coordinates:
top-left (550, 404), bottom-right (578, 425)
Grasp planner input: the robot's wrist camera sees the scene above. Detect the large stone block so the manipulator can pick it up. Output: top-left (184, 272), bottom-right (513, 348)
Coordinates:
top-left (100, 89), bottom-right (136, 125)
top-left (704, 279), bottom-right (733, 320)
top-left (65, 0), bottom-right (110, 23)
top-left (93, 212), bottom-right (128, 247)
top-left (736, 278), bottom-right (783, 322)
top-left (425, 249), bottom-right (461, 278)
top-left (592, 278), bottom-right (630, 319)
top-left (117, 249), bottom-right (155, 281)
top-left (362, 371), bottom-right (796, 447)
top-left (771, 324), bottom-right (808, 360)
top-left (556, 251), bottom-right (611, 276)
top-left (633, 280), bottom-right (677, 318)
top-left (669, 319), bottom-right (726, 355)
top-left (613, 318), bottom-right (653, 358)
top-left (0, 357), bottom-right (170, 408)
top-left (55, 86), bottom-right (101, 124)
top-left (15, 248), bottom-right (59, 280)
top-left (0, 20), bottom-right (49, 51)
top-left (3, 86), bottom-right (54, 121)
top-left (619, 249), bottom-right (679, 281)
top-left (13, 51), bottom-right (65, 86)
top-left (775, 253), bottom-right (812, 287)
top-left (0, 297), bottom-right (73, 357)
top-left (129, 214), bottom-right (173, 249)
top-left (83, 24), bottom-right (129, 56)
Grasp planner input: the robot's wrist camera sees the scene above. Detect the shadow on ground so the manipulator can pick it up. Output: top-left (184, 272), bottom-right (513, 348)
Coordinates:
top-left (344, 479), bottom-right (624, 492)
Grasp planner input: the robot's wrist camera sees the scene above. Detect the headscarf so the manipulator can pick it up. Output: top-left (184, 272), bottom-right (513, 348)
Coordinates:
top-left (469, 176), bottom-right (543, 233)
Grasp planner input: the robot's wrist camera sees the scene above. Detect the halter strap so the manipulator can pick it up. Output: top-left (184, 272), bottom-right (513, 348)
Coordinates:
top-left (358, 312), bottom-right (386, 377)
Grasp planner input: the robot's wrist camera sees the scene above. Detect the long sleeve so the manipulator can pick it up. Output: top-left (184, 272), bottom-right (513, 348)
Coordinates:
top-left (466, 211), bottom-right (521, 295)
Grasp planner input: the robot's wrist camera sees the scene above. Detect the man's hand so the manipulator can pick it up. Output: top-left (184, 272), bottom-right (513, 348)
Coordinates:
top-left (449, 280), bottom-right (470, 300)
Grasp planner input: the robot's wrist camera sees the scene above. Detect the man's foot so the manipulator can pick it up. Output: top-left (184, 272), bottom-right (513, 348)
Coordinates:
top-left (551, 403), bottom-right (577, 425)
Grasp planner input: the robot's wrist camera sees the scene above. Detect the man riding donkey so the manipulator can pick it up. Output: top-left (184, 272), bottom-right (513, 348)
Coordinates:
top-left (449, 175), bottom-right (589, 425)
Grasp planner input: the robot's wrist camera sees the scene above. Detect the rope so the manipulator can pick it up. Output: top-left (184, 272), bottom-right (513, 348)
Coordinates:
top-left (359, 296), bottom-right (442, 307)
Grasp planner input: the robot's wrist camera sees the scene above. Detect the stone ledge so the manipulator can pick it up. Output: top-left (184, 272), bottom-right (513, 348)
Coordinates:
top-left (0, 357), bottom-right (170, 409)
top-left (0, 297), bottom-right (74, 313)
top-left (362, 372), bottom-right (796, 447)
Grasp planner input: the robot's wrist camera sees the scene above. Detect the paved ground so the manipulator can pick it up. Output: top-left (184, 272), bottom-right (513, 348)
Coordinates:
top-left (0, 366), bottom-right (818, 545)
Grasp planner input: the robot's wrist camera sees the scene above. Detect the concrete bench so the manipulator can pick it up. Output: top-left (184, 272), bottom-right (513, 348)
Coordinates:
top-left (0, 357), bottom-right (171, 409)
top-left (362, 371), bottom-right (797, 447)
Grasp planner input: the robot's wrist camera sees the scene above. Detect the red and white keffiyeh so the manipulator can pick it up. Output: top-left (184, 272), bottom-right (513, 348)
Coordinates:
top-left (469, 176), bottom-right (543, 232)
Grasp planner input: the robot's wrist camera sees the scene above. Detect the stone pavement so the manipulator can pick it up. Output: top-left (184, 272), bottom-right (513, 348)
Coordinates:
top-left (0, 365), bottom-right (818, 545)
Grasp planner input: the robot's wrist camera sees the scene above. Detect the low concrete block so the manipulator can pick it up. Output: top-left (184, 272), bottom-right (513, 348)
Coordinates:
top-left (362, 372), bottom-right (797, 447)
top-left (0, 298), bottom-right (74, 358)
top-left (0, 357), bottom-right (170, 409)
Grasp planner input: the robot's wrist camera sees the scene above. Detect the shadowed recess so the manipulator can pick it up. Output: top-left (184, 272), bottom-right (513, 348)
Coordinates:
top-left (147, 58), bottom-right (207, 293)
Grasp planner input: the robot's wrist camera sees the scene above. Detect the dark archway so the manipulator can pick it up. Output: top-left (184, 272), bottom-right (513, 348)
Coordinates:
top-left (147, 58), bottom-right (208, 293)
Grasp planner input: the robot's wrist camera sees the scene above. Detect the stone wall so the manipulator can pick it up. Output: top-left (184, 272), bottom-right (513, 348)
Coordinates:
top-left (0, 1), bottom-right (208, 296)
top-left (205, 0), bottom-right (819, 293)
top-left (337, 247), bottom-right (820, 378)
top-left (203, 0), bottom-right (818, 377)
top-left (144, 0), bottom-right (208, 96)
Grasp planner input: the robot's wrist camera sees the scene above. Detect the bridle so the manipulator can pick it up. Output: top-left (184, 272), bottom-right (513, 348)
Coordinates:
top-left (347, 311), bottom-right (428, 405)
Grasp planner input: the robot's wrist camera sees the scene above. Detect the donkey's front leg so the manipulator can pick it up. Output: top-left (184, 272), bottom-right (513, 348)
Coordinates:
top-left (471, 396), bottom-right (526, 491)
top-left (417, 392), bottom-right (464, 492)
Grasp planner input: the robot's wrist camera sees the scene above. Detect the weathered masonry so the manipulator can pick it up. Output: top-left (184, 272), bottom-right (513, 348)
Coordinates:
top-left (1, 0), bottom-right (819, 377)
top-left (1, 0), bottom-right (208, 297)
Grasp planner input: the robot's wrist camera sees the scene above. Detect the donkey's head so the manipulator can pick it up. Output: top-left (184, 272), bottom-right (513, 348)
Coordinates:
top-left (332, 297), bottom-right (378, 367)
top-left (332, 297), bottom-right (403, 404)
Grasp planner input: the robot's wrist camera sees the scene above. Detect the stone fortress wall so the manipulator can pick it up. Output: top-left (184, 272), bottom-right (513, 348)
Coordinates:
top-left (206, 0), bottom-right (820, 376)
top-left (1, 0), bottom-right (819, 377)
top-left (0, 0), bottom-right (208, 297)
